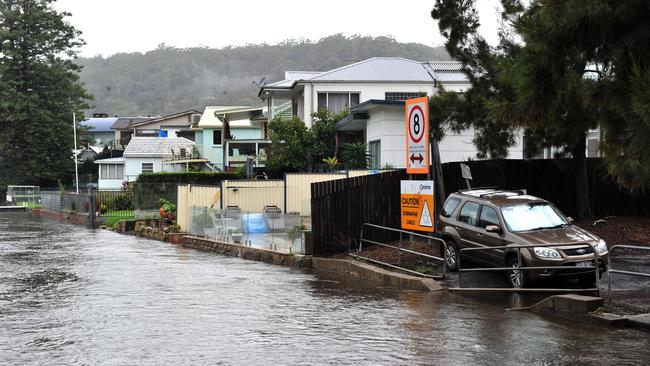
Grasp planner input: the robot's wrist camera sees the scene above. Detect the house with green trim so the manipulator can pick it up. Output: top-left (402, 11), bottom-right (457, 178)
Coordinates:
top-left (195, 106), bottom-right (270, 171)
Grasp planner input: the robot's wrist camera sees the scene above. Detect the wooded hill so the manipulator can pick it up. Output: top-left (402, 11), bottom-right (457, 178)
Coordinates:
top-left (76, 34), bottom-right (449, 116)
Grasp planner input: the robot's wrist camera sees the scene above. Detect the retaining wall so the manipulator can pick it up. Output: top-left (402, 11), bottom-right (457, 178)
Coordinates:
top-left (182, 236), bottom-right (312, 268)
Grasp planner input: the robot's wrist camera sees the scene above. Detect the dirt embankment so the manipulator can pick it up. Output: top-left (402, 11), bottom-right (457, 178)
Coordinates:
top-left (576, 216), bottom-right (650, 247)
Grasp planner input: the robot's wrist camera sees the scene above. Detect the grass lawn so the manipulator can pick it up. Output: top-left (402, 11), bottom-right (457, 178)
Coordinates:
top-left (104, 216), bottom-right (134, 227)
top-left (100, 209), bottom-right (135, 218)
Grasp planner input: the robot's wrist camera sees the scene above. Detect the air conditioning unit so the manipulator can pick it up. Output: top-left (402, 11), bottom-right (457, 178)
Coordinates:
top-left (191, 114), bottom-right (202, 125)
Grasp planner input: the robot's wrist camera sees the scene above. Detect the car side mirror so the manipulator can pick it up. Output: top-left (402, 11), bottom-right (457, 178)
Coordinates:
top-left (485, 225), bottom-right (502, 234)
top-left (566, 217), bottom-right (574, 223)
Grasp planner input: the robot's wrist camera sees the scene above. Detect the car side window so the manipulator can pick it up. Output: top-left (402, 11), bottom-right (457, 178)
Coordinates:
top-left (442, 197), bottom-right (461, 218)
top-left (478, 205), bottom-right (500, 229)
top-left (458, 201), bottom-right (480, 226)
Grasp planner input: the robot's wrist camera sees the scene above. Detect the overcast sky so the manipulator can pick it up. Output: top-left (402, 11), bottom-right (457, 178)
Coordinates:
top-left (54, 0), bottom-right (502, 58)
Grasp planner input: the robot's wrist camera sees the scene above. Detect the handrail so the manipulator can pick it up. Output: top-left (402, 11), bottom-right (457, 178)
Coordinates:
top-left (456, 242), bottom-right (603, 294)
top-left (357, 223), bottom-right (447, 279)
top-left (607, 245), bottom-right (650, 291)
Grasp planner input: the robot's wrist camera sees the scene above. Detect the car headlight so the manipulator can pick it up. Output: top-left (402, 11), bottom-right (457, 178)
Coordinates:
top-left (534, 247), bottom-right (562, 259)
top-left (595, 239), bottom-right (608, 254)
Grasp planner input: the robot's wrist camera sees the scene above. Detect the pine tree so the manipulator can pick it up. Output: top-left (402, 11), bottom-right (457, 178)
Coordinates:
top-left (0, 0), bottom-right (90, 192)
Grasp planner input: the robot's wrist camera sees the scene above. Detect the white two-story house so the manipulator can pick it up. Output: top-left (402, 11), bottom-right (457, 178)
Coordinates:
top-left (259, 57), bottom-right (525, 168)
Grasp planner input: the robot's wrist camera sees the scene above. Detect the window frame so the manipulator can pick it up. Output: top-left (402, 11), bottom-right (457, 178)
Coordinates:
top-left (141, 162), bottom-right (154, 174)
top-left (477, 204), bottom-right (501, 229)
top-left (442, 197), bottom-right (461, 218)
top-left (316, 92), bottom-right (360, 113)
top-left (457, 200), bottom-right (480, 227)
top-left (212, 129), bottom-right (223, 145)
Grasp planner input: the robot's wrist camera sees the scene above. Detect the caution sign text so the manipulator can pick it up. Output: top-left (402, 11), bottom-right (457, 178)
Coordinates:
top-left (400, 180), bottom-right (435, 232)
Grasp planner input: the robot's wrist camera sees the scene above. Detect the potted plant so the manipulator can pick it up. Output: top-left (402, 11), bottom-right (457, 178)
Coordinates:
top-left (159, 197), bottom-right (176, 221)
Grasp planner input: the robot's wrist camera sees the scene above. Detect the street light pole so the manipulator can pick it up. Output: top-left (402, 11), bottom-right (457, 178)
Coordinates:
top-left (73, 111), bottom-right (79, 194)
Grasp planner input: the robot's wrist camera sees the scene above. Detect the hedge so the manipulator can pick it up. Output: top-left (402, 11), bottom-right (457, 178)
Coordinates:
top-left (135, 172), bottom-right (239, 185)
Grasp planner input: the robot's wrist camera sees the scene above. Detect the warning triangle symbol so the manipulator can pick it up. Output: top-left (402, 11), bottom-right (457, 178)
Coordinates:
top-left (419, 200), bottom-right (433, 227)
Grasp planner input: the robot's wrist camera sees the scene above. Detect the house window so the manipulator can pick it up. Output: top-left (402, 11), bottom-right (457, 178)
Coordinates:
top-left (385, 92), bottom-right (426, 101)
top-left (142, 163), bottom-right (154, 173)
top-left (587, 138), bottom-right (600, 157)
top-left (316, 92), bottom-right (360, 114)
top-left (369, 140), bottom-right (381, 169)
top-left (100, 164), bottom-right (124, 179)
top-left (213, 130), bottom-right (222, 145)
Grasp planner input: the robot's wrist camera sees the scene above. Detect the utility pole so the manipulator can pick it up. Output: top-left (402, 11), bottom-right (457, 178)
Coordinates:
top-left (73, 112), bottom-right (79, 194)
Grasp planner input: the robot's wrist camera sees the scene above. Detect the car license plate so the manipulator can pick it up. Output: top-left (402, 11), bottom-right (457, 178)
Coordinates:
top-left (575, 261), bottom-right (593, 268)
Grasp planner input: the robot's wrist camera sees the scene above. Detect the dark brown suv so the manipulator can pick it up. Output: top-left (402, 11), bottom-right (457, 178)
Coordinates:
top-left (439, 189), bottom-right (608, 288)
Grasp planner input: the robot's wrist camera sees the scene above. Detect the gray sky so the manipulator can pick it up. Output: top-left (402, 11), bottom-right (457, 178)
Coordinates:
top-left (55, 0), bottom-right (501, 57)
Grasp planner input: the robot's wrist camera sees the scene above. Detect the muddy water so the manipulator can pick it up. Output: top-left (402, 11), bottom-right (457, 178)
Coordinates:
top-left (1, 213), bottom-right (649, 365)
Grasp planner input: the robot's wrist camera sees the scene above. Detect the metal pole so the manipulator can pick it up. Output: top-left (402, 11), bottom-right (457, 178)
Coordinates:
top-left (607, 251), bottom-right (612, 292)
top-left (398, 231), bottom-right (402, 266)
top-left (73, 112), bottom-right (79, 194)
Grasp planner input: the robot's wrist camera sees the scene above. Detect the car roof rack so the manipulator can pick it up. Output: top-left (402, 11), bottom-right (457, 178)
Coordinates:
top-left (458, 186), bottom-right (498, 192)
top-left (478, 189), bottom-right (526, 198)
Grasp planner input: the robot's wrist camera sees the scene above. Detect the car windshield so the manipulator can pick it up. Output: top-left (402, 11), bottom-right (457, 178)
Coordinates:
top-left (500, 202), bottom-right (568, 232)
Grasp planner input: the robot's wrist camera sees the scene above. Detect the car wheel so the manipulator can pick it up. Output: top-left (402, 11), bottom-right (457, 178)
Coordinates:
top-left (507, 256), bottom-right (527, 288)
top-left (445, 240), bottom-right (459, 272)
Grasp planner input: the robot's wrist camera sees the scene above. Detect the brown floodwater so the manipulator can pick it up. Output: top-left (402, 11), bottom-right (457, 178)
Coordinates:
top-left (1, 213), bottom-right (649, 365)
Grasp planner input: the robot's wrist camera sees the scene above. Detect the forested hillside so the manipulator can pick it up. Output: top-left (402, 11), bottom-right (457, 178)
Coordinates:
top-left (76, 34), bottom-right (449, 116)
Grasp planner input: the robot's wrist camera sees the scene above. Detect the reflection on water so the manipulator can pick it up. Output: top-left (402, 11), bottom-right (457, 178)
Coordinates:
top-left (1, 213), bottom-right (649, 365)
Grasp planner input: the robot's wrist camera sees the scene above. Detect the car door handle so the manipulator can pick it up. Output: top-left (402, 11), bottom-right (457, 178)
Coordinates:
top-left (455, 226), bottom-right (462, 230)
top-left (476, 233), bottom-right (483, 237)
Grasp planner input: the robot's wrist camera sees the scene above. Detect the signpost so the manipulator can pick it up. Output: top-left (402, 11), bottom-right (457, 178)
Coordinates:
top-left (405, 97), bottom-right (429, 174)
top-left (400, 180), bottom-right (435, 232)
top-left (460, 163), bottom-right (472, 189)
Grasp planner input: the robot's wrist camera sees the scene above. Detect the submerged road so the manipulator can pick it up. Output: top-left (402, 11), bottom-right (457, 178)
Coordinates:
top-left (1, 213), bottom-right (649, 365)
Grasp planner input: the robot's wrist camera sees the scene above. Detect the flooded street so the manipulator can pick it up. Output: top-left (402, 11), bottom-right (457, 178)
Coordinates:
top-left (1, 213), bottom-right (649, 365)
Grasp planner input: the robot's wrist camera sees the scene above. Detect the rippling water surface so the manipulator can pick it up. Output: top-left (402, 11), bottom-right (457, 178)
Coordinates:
top-left (1, 213), bottom-right (649, 365)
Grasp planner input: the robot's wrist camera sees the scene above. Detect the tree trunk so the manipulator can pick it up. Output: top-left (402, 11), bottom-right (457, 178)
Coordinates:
top-left (572, 135), bottom-right (592, 220)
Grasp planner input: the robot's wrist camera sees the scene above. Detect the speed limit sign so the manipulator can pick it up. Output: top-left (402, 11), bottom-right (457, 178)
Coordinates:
top-left (405, 96), bottom-right (429, 174)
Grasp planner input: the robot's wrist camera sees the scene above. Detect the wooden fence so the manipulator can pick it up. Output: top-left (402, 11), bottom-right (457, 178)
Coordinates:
top-left (442, 158), bottom-right (650, 218)
top-left (310, 170), bottom-right (406, 256)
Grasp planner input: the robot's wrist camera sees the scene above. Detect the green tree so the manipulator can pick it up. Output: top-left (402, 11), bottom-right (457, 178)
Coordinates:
top-left (310, 108), bottom-right (348, 163)
top-left (431, 0), bottom-right (608, 218)
top-left (0, 0), bottom-right (90, 190)
top-left (266, 115), bottom-right (310, 175)
top-left (340, 142), bottom-right (369, 169)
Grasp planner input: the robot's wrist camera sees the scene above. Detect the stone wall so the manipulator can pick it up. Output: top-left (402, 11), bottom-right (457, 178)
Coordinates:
top-left (32, 208), bottom-right (93, 227)
top-left (182, 236), bottom-right (312, 268)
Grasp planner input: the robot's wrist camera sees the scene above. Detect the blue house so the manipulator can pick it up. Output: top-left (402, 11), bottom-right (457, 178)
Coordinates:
top-left (196, 106), bottom-right (270, 170)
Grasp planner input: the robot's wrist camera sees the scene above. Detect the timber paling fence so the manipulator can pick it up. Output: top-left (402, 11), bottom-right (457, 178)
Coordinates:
top-left (309, 158), bottom-right (650, 256)
top-left (310, 170), bottom-right (407, 256)
top-left (442, 158), bottom-right (650, 218)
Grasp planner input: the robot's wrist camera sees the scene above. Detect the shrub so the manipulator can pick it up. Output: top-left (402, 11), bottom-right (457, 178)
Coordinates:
top-left (105, 194), bottom-right (133, 210)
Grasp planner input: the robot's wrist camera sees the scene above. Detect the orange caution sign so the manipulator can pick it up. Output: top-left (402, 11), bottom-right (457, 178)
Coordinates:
top-left (400, 180), bottom-right (435, 232)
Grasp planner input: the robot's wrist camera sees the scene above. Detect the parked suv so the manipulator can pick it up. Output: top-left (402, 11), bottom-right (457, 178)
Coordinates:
top-left (439, 189), bottom-right (608, 288)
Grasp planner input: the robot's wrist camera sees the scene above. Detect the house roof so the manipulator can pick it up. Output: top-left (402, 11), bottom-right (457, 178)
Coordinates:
top-left (198, 106), bottom-right (266, 128)
top-left (80, 117), bottom-right (118, 132)
top-left (424, 61), bottom-right (467, 83)
top-left (111, 116), bottom-right (158, 130)
top-left (259, 58), bottom-right (469, 98)
top-left (94, 157), bottom-right (125, 164)
top-left (308, 57), bottom-right (434, 82)
top-left (129, 110), bottom-right (202, 128)
top-left (123, 137), bottom-right (195, 157)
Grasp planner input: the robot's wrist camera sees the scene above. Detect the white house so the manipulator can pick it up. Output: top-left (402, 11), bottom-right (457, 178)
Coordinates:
top-left (259, 57), bottom-right (524, 167)
top-left (95, 137), bottom-right (197, 189)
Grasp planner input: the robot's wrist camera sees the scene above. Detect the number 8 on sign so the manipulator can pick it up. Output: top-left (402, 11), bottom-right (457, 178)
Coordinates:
top-left (405, 96), bottom-right (429, 174)
top-left (409, 105), bottom-right (425, 143)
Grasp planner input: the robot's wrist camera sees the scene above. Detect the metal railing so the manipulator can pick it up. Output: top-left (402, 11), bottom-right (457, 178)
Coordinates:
top-left (454, 242), bottom-right (603, 293)
top-left (607, 245), bottom-right (650, 291)
top-left (353, 223), bottom-right (447, 279)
